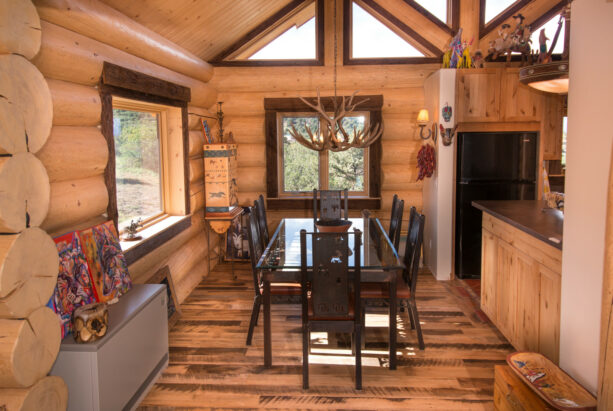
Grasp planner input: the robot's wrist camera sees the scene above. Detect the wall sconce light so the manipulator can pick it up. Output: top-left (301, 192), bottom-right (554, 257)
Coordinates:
top-left (417, 109), bottom-right (437, 143)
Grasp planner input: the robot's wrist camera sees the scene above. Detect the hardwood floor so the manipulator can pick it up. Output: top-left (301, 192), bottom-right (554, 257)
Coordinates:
top-left (137, 263), bottom-right (512, 410)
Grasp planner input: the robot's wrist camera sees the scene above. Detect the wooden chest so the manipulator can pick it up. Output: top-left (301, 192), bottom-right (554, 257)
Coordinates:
top-left (203, 143), bottom-right (238, 216)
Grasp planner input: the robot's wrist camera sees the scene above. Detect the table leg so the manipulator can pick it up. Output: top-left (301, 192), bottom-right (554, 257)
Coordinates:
top-left (264, 277), bottom-right (272, 368)
top-left (206, 225), bottom-right (210, 275)
top-left (389, 271), bottom-right (397, 370)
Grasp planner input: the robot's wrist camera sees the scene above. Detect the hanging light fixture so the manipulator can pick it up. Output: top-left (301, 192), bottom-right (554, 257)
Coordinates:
top-left (288, 0), bottom-right (383, 152)
top-left (519, 2), bottom-right (571, 94)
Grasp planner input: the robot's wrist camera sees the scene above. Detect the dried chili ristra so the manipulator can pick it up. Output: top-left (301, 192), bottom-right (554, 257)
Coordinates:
top-left (416, 144), bottom-right (436, 181)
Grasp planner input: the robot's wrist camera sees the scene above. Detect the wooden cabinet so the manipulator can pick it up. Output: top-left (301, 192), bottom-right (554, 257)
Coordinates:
top-left (456, 69), bottom-right (501, 122)
top-left (480, 213), bottom-right (562, 363)
top-left (541, 93), bottom-right (564, 160)
top-left (500, 68), bottom-right (542, 122)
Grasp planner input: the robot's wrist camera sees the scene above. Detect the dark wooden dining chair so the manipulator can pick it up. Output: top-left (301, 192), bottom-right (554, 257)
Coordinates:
top-left (300, 228), bottom-right (363, 390)
top-left (388, 194), bottom-right (404, 252)
top-left (361, 206), bottom-right (426, 350)
top-left (245, 208), bottom-right (301, 346)
top-left (253, 194), bottom-right (269, 251)
top-left (313, 189), bottom-right (348, 221)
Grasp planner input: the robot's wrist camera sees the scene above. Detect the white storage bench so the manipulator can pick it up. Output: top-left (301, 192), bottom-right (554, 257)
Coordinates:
top-left (50, 284), bottom-right (169, 411)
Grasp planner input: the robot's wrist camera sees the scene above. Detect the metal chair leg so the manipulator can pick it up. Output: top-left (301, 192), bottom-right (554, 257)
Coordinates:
top-left (355, 325), bottom-right (362, 390)
top-left (303, 326), bottom-right (309, 389)
top-left (246, 296), bottom-right (261, 345)
top-left (409, 299), bottom-right (425, 350)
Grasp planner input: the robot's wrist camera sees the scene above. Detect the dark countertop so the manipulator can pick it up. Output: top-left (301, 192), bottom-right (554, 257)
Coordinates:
top-left (472, 200), bottom-right (563, 250)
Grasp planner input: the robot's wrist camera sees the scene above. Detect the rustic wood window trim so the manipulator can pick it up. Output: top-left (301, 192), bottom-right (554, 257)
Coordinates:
top-left (211, 0), bottom-right (325, 67)
top-left (343, 0), bottom-right (443, 66)
top-left (479, 0), bottom-right (531, 39)
top-left (264, 96), bottom-right (382, 210)
top-left (100, 62), bottom-right (191, 263)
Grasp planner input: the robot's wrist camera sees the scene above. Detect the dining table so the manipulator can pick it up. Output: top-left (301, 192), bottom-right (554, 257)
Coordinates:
top-left (256, 216), bottom-right (405, 370)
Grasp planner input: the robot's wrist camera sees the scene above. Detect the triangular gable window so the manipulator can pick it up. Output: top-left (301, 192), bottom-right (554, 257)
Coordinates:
top-left (249, 17), bottom-right (316, 60)
top-left (530, 14), bottom-right (565, 55)
top-left (351, 2), bottom-right (425, 58)
top-left (484, 0), bottom-right (518, 24)
top-left (213, 0), bottom-right (323, 66)
top-left (413, 0), bottom-right (448, 25)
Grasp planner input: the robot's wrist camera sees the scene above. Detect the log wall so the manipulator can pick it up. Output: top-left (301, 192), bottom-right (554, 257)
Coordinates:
top-left (31, 1), bottom-right (218, 303)
top-left (211, 65), bottom-right (434, 230)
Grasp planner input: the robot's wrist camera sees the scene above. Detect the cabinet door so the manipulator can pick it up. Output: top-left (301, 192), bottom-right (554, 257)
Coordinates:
top-left (542, 94), bottom-right (564, 160)
top-left (539, 265), bottom-right (561, 364)
top-left (456, 69), bottom-right (501, 122)
top-left (481, 228), bottom-right (498, 321)
top-left (515, 251), bottom-right (540, 351)
top-left (500, 69), bottom-right (543, 122)
top-left (496, 240), bottom-right (517, 343)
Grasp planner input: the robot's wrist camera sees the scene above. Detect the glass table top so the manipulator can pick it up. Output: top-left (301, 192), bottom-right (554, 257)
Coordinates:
top-left (256, 218), bottom-right (404, 271)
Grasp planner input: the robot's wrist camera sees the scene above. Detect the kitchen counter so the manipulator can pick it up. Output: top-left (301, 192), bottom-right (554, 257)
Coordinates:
top-left (472, 200), bottom-right (563, 250)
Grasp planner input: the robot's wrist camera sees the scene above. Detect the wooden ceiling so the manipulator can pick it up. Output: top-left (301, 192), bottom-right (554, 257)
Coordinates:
top-left (98, 0), bottom-right (294, 62)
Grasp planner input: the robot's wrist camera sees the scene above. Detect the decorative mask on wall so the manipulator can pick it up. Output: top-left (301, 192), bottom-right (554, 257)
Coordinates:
top-left (442, 103), bottom-right (452, 123)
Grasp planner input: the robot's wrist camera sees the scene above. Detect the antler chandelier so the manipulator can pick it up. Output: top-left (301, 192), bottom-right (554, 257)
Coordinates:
top-left (288, 0), bottom-right (383, 152)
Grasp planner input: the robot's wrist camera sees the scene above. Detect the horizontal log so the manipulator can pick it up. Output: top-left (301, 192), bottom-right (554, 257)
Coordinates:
top-left (189, 158), bottom-right (204, 184)
top-left (237, 192), bottom-right (261, 208)
top-left (34, 0), bottom-right (213, 83)
top-left (0, 306), bottom-right (61, 387)
top-left (188, 106), bottom-right (217, 131)
top-left (381, 164), bottom-right (420, 190)
top-left (210, 64), bottom-right (439, 92)
top-left (0, 153), bottom-right (50, 233)
top-left (0, 228), bottom-right (59, 319)
top-left (0, 54), bottom-right (53, 154)
top-left (188, 130), bottom-right (205, 157)
top-left (0, 0), bottom-right (41, 59)
top-left (175, 260), bottom-right (206, 304)
top-left (190, 190), bottom-right (205, 213)
top-left (166, 233), bottom-right (207, 287)
top-left (381, 140), bottom-right (421, 165)
top-left (190, 181), bottom-right (204, 198)
top-left (223, 116), bottom-right (265, 144)
top-left (128, 211), bottom-right (205, 285)
top-left (217, 87), bottom-right (423, 117)
top-left (381, 117), bottom-right (422, 141)
top-left (0, 376), bottom-right (68, 411)
top-left (37, 126), bottom-right (108, 182)
top-left (237, 167), bottom-right (266, 192)
top-left (47, 79), bottom-right (101, 126)
top-left (381, 189), bottom-right (423, 212)
top-left (33, 21), bottom-right (217, 107)
top-left (237, 144), bottom-right (265, 167)
top-left (42, 175), bottom-right (109, 233)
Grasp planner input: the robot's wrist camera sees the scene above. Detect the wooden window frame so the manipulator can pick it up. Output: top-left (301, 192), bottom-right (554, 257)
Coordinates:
top-left (211, 0), bottom-right (325, 67)
top-left (402, 0), bottom-right (459, 33)
top-left (100, 62), bottom-right (191, 264)
top-left (276, 111), bottom-right (371, 197)
top-left (264, 96), bottom-right (382, 210)
top-left (479, 0), bottom-right (531, 39)
top-left (343, 0), bottom-right (444, 65)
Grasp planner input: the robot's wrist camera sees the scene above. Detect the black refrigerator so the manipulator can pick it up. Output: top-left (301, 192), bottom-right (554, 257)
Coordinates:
top-left (455, 132), bottom-right (537, 278)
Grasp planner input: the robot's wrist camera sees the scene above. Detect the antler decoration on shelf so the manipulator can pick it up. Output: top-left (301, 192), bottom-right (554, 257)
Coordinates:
top-left (288, 89), bottom-right (384, 152)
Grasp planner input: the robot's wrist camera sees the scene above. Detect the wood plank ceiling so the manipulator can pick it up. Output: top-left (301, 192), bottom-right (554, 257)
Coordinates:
top-left (98, 0), bottom-right (294, 62)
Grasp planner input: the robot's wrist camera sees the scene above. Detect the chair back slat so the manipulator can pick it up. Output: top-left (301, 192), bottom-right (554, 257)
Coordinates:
top-left (246, 208), bottom-right (264, 296)
top-left (403, 207), bottom-right (425, 295)
top-left (388, 196), bottom-right (404, 251)
top-left (300, 230), bottom-right (362, 320)
top-left (313, 189), bottom-right (348, 221)
top-left (253, 195), bottom-right (269, 250)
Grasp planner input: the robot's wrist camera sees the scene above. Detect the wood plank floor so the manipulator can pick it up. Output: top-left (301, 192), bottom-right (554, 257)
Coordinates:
top-left (137, 264), bottom-right (512, 410)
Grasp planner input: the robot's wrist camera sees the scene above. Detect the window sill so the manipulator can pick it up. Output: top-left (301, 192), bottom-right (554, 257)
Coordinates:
top-left (121, 215), bottom-right (191, 265)
top-left (267, 197), bottom-right (381, 210)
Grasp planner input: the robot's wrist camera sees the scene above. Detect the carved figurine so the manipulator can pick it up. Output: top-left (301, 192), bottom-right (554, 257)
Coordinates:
top-left (443, 28), bottom-right (472, 69)
top-left (472, 50), bottom-right (484, 68)
top-left (538, 29), bottom-right (551, 63)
